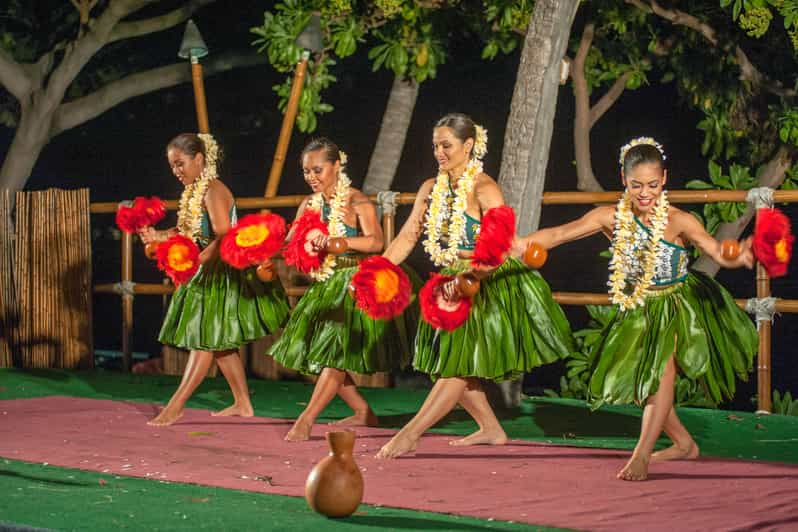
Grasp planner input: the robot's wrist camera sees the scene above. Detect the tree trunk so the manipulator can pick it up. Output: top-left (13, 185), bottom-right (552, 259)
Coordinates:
top-left (498, 0), bottom-right (580, 236)
top-left (571, 23), bottom-right (602, 193)
top-left (362, 76), bottom-right (419, 194)
top-left (494, 0), bottom-right (579, 408)
top-left (0, 100), bottom-right (56, 193)
top-left (693, 146), bottom-right (793, 277)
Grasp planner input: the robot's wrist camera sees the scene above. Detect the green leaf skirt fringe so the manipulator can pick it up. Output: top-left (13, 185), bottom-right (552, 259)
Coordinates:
top-left (587, 271), bottom-right (757, 409)
top-left (269, 263), bottom-right (422, 375)
top-left (414, 257), bottom-right (575, 382)
top-left (158, 255), bottom-right (289, 351)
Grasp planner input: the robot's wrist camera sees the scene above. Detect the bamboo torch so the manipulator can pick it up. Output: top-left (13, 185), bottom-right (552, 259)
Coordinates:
top-left (264, 13), bottom-right (324, 198)
top-left (178, 20), bottom-right (211, 134)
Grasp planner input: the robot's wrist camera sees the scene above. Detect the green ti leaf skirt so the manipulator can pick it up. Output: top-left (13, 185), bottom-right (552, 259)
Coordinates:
top-left (269, 263), bottom-right (422, 375)
top-left (587, 271), bottom-right (757, 408)
top-left (158, 255), bottom-right (289, 352)
top-left (414, 257), bottom-right (575, 383)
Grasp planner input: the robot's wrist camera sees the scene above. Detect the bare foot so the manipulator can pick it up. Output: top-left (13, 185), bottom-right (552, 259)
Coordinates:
top-left (375, 432), bottom-right (418, 459)
top-left (284, 418), bottom-right (313, 442)
top-left (331, 410), bottom-right (378, 428)
top-left (449, 428), bottom-right (508, 447)
top-left (147, 406), bottom-right (183, 427)
top-left (211, 403), bottom-right (254, 418)
top-left (617, 454), bottom-right (649, 481)
top-left (651, 440), bottom-right (700, 462)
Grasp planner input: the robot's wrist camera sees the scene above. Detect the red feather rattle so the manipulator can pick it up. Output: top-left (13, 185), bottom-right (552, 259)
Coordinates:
top-left (752, 208), bottom-right (793, 278)
top-left (156, 234), bottom-right (200, 286)
top-left (115, 196), bottom-right (167, 259)
top-left (284, 209), bottom-right (349, 275)
top-left (348, 256), bottom-right (412, 320)
top-left (716, 208), bottom-right (793, 278)
top-left (220, 213), bottom-right (287, 282)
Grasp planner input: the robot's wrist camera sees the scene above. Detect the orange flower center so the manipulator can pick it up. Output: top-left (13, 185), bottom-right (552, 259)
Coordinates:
top-left (373, 269), bottom-right (399, 303)
top-left (236, 224), bottom-right (269, 248)
top-left (167, 244), bottom-right (194, 272)
top-left (775, 238), bottom-right (789, 262)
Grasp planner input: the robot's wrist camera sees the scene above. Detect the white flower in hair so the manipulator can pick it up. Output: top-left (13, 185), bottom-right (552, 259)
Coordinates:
top-left (473, 125), bottom-right (488, 160)
top-left (618, 136), bottom-right (666, 167)
top-left (339, 150), bottom-right (348, 166)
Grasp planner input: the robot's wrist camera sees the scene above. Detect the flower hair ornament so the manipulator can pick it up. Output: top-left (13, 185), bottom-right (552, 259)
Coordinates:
top-left (618, 136), bottom-right (666, 167)
top-left (472, 125), bottom-right (488, 160)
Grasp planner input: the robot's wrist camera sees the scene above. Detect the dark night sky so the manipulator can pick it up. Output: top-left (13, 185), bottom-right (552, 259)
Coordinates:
top-left (4, 2), bottom-right (796, 407)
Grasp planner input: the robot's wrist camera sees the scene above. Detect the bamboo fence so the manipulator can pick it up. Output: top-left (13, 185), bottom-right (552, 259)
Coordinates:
top-left (91, 189), bottom-right (798, 409)
top-left (0, 190), bottom-right (14, 367)
top-left (13, 189), bottom-right (93, 369)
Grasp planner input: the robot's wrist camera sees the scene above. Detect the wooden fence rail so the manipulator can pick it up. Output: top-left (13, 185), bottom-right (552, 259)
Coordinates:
top-left (91, 188), bottom-right (797, 412)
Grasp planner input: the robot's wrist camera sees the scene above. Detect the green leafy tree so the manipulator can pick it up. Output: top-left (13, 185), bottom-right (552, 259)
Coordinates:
top-left (251, 0), bottom-right (451, 191)
top-left (0, 0), bottom-right (266, 193)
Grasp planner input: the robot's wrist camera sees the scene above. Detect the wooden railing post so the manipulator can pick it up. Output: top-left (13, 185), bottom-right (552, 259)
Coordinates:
top-left (756, 262), bottom-right (773, 413)
top-left (377, 191), bottom-right (398, 247)
top-left (121, 232), bottom-right (133, 372)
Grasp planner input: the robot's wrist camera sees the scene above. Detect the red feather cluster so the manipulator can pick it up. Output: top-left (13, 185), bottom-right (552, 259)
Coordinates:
top-left (156, 234), bottom-right (200, 286)
top-left (471, 205), bottom-right (516, 268)
top-left (220, 213), bottom-right (287, 269)
top-left (419, 273), bottom-right (472, 332)
top-left (284, 209), bottom-right (329, 274)
top-left (350, 256), bottom-right (412, 320)
top-left (753, 207), bottom-right (794, 278)
top-left (115, 196), bottom-right (166, 233)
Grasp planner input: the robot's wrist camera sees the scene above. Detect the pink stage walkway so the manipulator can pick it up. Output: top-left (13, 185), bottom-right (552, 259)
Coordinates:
top-left (2, 396), bottom-right (797, 531)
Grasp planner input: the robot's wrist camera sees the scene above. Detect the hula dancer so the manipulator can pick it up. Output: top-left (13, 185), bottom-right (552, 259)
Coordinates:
top-left (375, 113), bottom-right (574, 459)
top-left (270, 138), bottom-right (419, 442)
top-left (140, 133), bottom-right (289, 426)
top-left (514, 137), bottom-right (757, 480)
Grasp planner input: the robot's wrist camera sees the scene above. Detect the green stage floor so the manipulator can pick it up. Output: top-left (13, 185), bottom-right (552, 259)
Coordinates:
top-left (1, 369), bottom-right (797, 531)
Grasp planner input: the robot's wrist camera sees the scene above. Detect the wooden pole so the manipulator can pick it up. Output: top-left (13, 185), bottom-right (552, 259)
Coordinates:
top-left (382, 212), bottom-right (395, 247)
top-left (121, 232), bottom-right (133, 371)
top-left (191, 57), bottom-right (210, 134)
top-left (756, 261), bottom-right (773, 414)
top-left (265, 51), bottom-right (310, 198)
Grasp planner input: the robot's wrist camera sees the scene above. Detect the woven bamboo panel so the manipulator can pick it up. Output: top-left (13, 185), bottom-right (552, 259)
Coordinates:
top-left (0, 190), bottom-right (14, 367)
top-left (14, 189), bottom-right (93, 368)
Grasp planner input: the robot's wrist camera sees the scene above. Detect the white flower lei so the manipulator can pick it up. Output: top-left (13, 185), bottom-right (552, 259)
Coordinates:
top-left (177, 133), bottom-right (219, 242)
top-left (607, 190), bottom-right (670, 310)
top-left (423, 125), bottom-right (488, 267)
top-left (307, 151), bottom-right (351, 281)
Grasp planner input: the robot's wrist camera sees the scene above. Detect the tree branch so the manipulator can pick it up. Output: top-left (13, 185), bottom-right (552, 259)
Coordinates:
top-left (44, 0), bottom-right (201, 109)
top-left (0, 49), bottom-right (32, 101)
top-left (589, 71), bottom-right (632, 128)
top-left (109, 0), bottom-right (216, 43)
top-left (50, 51), bottom-right (267, 136)
top-left (626, 0), bottom-right (795, 98)
top-left (693, 146), bottom-right (794, 276)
